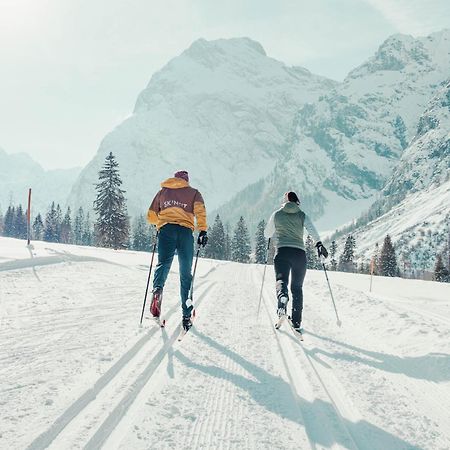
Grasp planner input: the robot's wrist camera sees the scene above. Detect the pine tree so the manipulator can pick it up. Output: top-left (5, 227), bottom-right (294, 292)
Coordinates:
top-left (434, 254), bottom-right (449, 282)
top-left (0, 209), bottom-right (3, 235)
top-left (231, 216), bottom-right (251, 263)
top-left (329, 240), bottom-right (338, 271)
top-left (224, 224), bottom-right (231, 261)
top-left (82, 212), bottom-right (93, 246)
top-left (32, 213), bottom-right (44, 241)
top-left (305, 235), bottom-right (320, 269)
top-left (204, 214), bottom-right (226, 260)
top-left (4, 206), bottom-right (16, 237)
top-left (15, 205), bottom-right (27, 239)
top-left (59, 207), bottom-right (73, 244)
top-left (93, 152), bottom-right (129, 249)
top-left (132, 214), bottom-right (152, 251)
top-left (55, 204), bottom-right (63, 242)
top-left (44, 202), bottom-right (59, 242)
top-left (73, 207), bottom-right (84, 245)
top-left (254, 219), bottom-right (267, 264)
top-left (379, 235), bottom-right (398, 277)
top-left (339, 235), bottom-right (356, 272)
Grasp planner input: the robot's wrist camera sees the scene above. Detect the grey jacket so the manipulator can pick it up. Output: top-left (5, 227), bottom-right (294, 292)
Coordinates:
top-left (264, 202), bottom-right (320, 251)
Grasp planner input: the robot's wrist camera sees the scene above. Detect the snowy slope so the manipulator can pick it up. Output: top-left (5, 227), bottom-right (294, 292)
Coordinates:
top-left (331, 80), bottom-right (450, 270)
top-left (1, 236), bottom-right (450, 449)
top-left (68, 37), bottom-right (337, 217)
top-left (0, 147), bottom-right (81, 214)
top-left (221, 30), bottom-right (450, 232)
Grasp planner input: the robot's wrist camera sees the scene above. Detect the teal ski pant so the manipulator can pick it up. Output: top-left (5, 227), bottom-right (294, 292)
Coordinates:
top-left (153, 224), bottom-right (194, 317)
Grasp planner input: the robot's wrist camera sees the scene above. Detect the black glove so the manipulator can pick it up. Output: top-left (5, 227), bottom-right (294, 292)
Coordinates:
top-left (197, 230), bottom-right (208, 247)
top-left (315, 241), bottom-right (328, 258)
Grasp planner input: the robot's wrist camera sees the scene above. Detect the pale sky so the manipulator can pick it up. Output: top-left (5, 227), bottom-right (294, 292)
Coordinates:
top-left (0, 0), bottom-right (449, 169)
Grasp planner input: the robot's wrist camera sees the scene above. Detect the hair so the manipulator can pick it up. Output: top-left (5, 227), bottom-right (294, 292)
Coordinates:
top-left (287, 191), bottom-right (300, 204)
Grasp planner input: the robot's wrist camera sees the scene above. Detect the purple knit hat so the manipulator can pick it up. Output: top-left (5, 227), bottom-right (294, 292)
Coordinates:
top-left (174, 170), bottom-right (189, 182)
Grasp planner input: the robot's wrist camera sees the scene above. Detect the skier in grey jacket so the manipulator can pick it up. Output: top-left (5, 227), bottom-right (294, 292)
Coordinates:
top-left (264, 191), bottom-right (328, 330)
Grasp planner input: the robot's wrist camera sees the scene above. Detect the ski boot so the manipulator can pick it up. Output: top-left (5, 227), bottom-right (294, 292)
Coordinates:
top-left (150, 288), bottom-right (163, 318)
top-left (182, 315), bottom-right (193, 332)
top-left (277, 294), bottom-right (288, 317)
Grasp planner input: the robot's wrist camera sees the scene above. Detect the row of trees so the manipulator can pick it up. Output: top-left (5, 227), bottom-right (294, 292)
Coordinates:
top-left (1, 151), bottom-right (448, 282)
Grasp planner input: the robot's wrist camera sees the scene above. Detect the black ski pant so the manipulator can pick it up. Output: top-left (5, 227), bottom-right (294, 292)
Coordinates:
top-left (274, 247), bottom-right (307, 327)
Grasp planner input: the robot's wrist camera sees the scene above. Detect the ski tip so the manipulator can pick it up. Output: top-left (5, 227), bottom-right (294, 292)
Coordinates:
top-left (337, 320), bottom-right (342, 327)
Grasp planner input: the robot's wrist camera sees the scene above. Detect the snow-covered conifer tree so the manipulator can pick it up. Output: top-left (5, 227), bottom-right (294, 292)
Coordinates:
top-left (305, 235), bottom-right (320, 269)
top-left (93, 152), bottom-right (129, 249)
top-left (44, 202), bottom-right (59, 242)
top-left (82, 212), bottom-right (93, 246)
top-left (4, 206), bottom-right (16, 237)
top-left (254, 219), bottom-right (267, 264)
top-left (434, 253), bottom-right (449, 282)
top-left (231, 216), bottom-right (251, 263)
top-left (380, 235), bottom-right (398, 277)
top-left (132, 214), bottom-right (152, 251)
top-left (205, 214), bottom-right (226, 260)
top-left (60, 207), bottom-right (73, 244)
top-left (73, 207), bottom-right (84, 245)
top-left (329, 240), bottom-right (338, 271)
top-left (339, 235), bottom-right (356, 272)
top-left (15, 205), bottom-right (27, 239)
top-left (32, 213), bottom-right (44, 241)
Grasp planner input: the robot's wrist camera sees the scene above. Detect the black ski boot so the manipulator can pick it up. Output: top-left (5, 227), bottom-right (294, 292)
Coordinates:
top-left (182, 316), bottom-right (193, 332)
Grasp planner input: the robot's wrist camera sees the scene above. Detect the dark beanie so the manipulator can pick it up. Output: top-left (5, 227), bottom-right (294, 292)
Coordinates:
top-left (174, 170), bottom-right (189, 182)
top-left (287, 191), bottom-right (300, 204)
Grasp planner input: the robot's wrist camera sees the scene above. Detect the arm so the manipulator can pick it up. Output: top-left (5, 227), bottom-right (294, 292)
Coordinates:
top-left (264, 211), bottom-right (276, 238)
top-left (304, 213), bottom-right (320, 242)
top-left (193, 190), bottom-right (207, 231)
top-left (147, 191), bottom-right (161, 225)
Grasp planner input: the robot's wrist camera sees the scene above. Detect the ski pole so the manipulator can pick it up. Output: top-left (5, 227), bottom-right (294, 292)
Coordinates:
top-left (188, 244), bottom-right (201, 303)
top-left (139, 230), bottom-right (159, 327)
top-left (256, 238), bottom-right (271, 319)
top-left (320, 257), bottom-right (342, 327)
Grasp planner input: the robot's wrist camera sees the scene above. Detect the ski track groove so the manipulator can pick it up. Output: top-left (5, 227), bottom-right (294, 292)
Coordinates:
top-left (83, 280), bottom-right (217, 450)
top-left (258, 267), bottom-right (362, 450)
top-left (185, 293), bottom-right (237, 449)
top-left (258, 278), bottom-right (316, 450)
top-left (25, 278), bottom-right (214, 450)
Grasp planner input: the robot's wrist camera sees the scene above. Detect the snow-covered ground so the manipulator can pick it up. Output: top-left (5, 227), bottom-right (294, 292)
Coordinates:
top-left (1, 236), bottom-right (449, 450)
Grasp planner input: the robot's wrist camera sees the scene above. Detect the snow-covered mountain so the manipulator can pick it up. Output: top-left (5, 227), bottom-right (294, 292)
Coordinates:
top-left (219, 30), bottom-right (450, 232)
top-left (330, 80), bottom-right (450, 271)
top-left (0, 147), bottom-right (81, 215)
top-left (68, 37), bottom-right (337, 216)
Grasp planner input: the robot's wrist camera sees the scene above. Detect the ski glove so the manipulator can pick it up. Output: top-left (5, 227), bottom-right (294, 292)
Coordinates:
top-left (315, 241), bottom-right (328, 258)
top-left (197, 230), bottom-right (208, 247)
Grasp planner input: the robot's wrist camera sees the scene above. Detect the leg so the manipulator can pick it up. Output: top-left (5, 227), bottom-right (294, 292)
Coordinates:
top-left (274, 248), bottom-right (291, 313)
top-left (176, 226), bottom-right (194, 317)
top-left (153, 225), bottom-right (177, 291)
top-left (290, 249), bottom-right (307, 327)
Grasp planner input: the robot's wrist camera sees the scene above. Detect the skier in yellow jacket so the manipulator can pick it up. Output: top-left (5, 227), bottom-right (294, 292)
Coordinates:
top-left (147, 170), bottom-right (207, 331)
